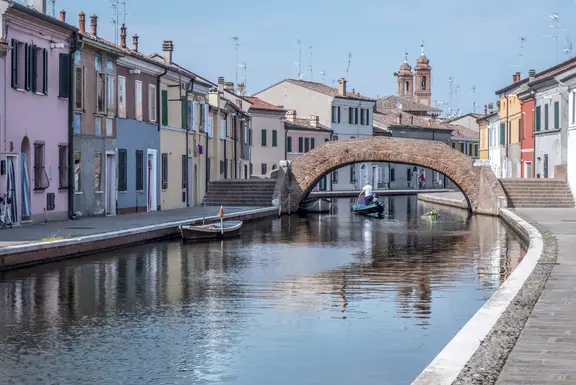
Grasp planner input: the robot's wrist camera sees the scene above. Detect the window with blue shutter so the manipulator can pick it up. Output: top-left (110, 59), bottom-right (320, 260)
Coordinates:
top-left (11, 40), bottom-right (19, 89)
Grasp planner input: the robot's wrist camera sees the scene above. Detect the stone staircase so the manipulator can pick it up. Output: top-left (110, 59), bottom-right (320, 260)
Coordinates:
top-left (202, 179), bottom-right (277, 207)
top-left (499, 179), bottom-right (575, 208)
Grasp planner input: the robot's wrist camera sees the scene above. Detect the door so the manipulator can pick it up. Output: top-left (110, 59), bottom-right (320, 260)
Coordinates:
top-left (525, 162), bottom-right (533, 179)
top-left (147, 150), bottom-right (157, 211)
top-left (105, 153), bottom-right (117, 216)
top-left (543, 154), bottom-right (549, 178)
top-left (360, 164), bottom-right (368, 185)
top-left (7, 155), bottom-right (18, 223)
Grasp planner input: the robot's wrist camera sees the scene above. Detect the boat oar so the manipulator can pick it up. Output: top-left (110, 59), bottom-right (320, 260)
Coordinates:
top-left (218, 205), bottom-right (224, 235)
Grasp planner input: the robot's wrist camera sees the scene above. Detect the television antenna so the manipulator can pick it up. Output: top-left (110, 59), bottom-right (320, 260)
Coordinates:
top-left (231, 36), bottom-right (240, 91)
top-left (238, 62), bottom-right (247, 94)
top-left (308, 46), bottom-right (313, 81)
top-left (345, 52), bottom-right (352, 76)
top-left (472, 86), bottom-right (477, 113)
top-left (110, 0), bottom-right (127, 44)
top-left (296, 38), bottom-right (302, 80)
top-left (320, 70), bottom-right (326, 82)
top-left (549, 13), bottom-right (561, 63)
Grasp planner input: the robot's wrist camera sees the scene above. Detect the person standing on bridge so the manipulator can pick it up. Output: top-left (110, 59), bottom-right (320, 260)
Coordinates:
top-left (359, 182), bottom-right (374, 205)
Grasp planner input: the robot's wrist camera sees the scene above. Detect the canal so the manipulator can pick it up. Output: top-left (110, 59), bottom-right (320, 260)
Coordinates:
top-left (0, 197), bottom-right (526, 385)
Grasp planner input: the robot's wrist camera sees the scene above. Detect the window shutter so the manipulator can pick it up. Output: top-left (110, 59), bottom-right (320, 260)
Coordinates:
top-left (181, 97), bottom-right (188, 129)
top-left (366, 109), bottom-right (370, 124)
top-left (554, 101), bottom-right (560, 129)
top-left (42, 49), bottom-right (48, 94)
top-left (161, 90), bottom-right (168, 126)
top-left (544, 104), bottom-right (549, 130)
top-left (191, 101), bottom-right (198, 131)
top-left (11, 40), bottom-right (18, 89)
top-left (311, 137), bottom-right (315, 149)
top-left (349, 108), bottom-right (353, 124)
top-left (249, 128), bottom-right (253, 145)
top-left (535, 106), bottom-right (541, 131)
top-left (31, 45), bottom-right (37, 93)
top-left (209, 116), bottom-right (214, 138)
top-left (272, 130), bottom-right (277, 146)
top-left (24, 43), bottom-right (31, 91)
top-left (500, 123), bottom-right (505, 145)
top-left (337, 106), bottom-right (341, 123)
top-left (220, 119), bottom-right (226, 140)
top-left (203, 103), bottom-right (209, 133)
top-left (298, 137), bottom-right (303, 152)
top-left (261, 129), bottom-right (267, 146)
top-left (355, 108), bottom-right (359, 124)
top-left (287, 136), bottom-right (292, 152)
top-left (58, 53), bottom-right (70, 98)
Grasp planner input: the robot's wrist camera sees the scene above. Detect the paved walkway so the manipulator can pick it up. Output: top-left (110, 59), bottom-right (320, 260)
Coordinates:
top-left (496, 208), bottom-right (576, 385)
top-left (0, 205), bottom-right (262, 248)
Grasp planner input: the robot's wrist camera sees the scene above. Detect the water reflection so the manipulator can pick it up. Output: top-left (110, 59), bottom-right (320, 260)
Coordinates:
top-left (0, 196), bottom-right (526, 385)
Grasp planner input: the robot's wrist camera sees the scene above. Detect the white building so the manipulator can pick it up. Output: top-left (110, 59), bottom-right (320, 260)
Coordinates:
top-left (254, 78), bottom-right (376, 191)
top-left (486, 113), bottom-right (503, 177)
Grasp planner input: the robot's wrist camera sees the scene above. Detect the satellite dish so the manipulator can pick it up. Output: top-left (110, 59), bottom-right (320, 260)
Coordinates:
top-left (396, 102), bottom-right (403, 110)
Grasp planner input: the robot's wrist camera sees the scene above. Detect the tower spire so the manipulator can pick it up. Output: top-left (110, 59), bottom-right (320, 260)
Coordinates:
top-left (404, 50), bottom-right (408, 64)
top-left (421, 42), bottom-right (425, 56)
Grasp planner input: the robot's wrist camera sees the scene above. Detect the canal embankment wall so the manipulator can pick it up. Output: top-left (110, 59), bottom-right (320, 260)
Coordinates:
top-left (412, 203), bottom-right (552, 383)
top-left (0, 207), bottom-right (277, 272)
top-left (418, 192), bottom-right (469, 211)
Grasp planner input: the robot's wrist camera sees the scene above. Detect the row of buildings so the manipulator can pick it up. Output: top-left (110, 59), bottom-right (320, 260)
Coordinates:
top-left (479, 58), bottom-right (576, 197)
top-left (0, 0), bottom-right (480, 225)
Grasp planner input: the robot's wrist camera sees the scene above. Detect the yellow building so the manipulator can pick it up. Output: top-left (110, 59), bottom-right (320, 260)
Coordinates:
top-left (477, 118), bottom-right (489, 160)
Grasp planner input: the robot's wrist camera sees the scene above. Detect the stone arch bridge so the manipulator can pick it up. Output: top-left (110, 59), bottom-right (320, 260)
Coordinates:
top-left (272, 137), bottom-right (506, 215)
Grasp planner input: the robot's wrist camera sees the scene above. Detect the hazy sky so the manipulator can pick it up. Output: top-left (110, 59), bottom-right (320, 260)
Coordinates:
top-left (37, 0), bottom-right (576, 115)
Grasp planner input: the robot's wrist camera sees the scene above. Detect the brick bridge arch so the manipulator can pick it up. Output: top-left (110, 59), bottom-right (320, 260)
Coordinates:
top-left (276, 137), bottom-right (506, 215)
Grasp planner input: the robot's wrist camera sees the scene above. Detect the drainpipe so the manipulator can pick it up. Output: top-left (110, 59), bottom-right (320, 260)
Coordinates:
top-left (284, 127), bottom-right (289, 160)
top-left (223, 113), bottom-right (227, 179)
top-left (185, 78), bottom-right (194, 207)
top-left (67, 32), bottom-right (82, 220)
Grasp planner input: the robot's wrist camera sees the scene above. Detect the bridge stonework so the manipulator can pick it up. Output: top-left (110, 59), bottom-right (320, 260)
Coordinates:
top-left (272, 137), bottom-right (506, 215)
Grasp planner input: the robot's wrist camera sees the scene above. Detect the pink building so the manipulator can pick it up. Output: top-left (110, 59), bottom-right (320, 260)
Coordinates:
top-left (1, 2), bottom-right (77, 223)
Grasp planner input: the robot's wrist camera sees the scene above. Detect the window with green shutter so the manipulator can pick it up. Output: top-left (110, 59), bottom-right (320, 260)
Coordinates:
top-left (500, 122), bottom-right (505, 145)
top-left (261, 129), bottom-right (267, 146)
top-left (11, 40), bottom-right (19, 89)
top-left (544, 104), bottom-right (549, 130)
top-left (535, 105), bottom-right (541, 132)
top-left (58, 53), bottom-right (70, 98)
top-left (311, 138), bottom-right (315, 149)
top-left (554, 101), bottom-right (560, 129)
top-left (287, 136), bottom-right (292, 152)
top-left (161, 90), bottom-right (168, 126)
top-left (181, 97), bottom-right (188, 129)
top-left (272, 130), bottom-right (277, 147)
top-left (298, 137), bottom-right (303, 152)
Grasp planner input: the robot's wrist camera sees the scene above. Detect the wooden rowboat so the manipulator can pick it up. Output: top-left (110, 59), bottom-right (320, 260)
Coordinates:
top-left (179, 221), bottom-right (243, 241)
top-left (351, 201), bottom-right (385, 217)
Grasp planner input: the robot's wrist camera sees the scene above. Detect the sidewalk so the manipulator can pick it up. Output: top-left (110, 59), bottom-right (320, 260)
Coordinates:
top-left (0, 205), bottom-right (262, 248)
top-left (496, 208), bottom-right (576, 384)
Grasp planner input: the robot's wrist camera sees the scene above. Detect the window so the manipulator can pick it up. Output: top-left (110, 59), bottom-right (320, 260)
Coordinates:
top-left (31, 46), bottom-right (48, 95)
top-left (331, 170), bottom-right (338, 183)
top-left (508, 121), bottom-right (512, 144)
top-left (519, 118), bottom-right (523, 141)
top-left (135, 150), bottom-right (144, 191)
top-left (421, 76), bottom-right (427, 91)
top-left (96, 72), bottom-right (106, 113)
top-left (390, 168), bottom-right (395, 182)
top-left (94, 152), bottom-right (102, 192)
top-left (117, 75), bottom-right (126, 117)
top-left (95, 55), bottom-right (102, 72)
top-left (106, 67), bottom-right (115, 116)
top-left (10, 40), bottom-right (21, 89)
top-left (365, 109), bottom-right (370, 125)
top-left (311, 138), bottom-right (315, 149)
top-left (74, 152), bottom-right (82, 192)
top-left (337, 106), bottom-right (341, 123)
top-left (325, 138), bottom-right (329, 142)
top-left (261, 129), bottom-right (267, 146)
top-left (220, 116), bottom-right (227, 140)
top-left (207, 116), bottom-right (214, 138)
top-left (355, 108), bottom-right (359, 124)
top-left (298, 137), bottom-right (303, 152)
top-left (58, 144), bottom-right (68, 189)
top-left (149, 84), bottom-right (157, 122)
top-left (332, 106), bottom-right (337, 123)
top-left (75, 67), bottom-right (85, 111)
top-left (272, 130), bottom-right (278, 147)
top-left (220, 160), bottom-right (225, 175)
top-left (535, 105), bottom-right (541, 132)
top-left (261, 163), bottom-right (267, 175)
top-left (135, 80), bottom-right (143, 120)
top-left (59, 53), bottom-right (70, 98)
top-left (33, 142), bottom-right (47, 190)
top-left (349, 107), bottom-right (353, 124)
top-left (500, 122), bottom-right (505, 145)
top-left (95, 116), bottom-right (102, 136)
top-left (118, 149), bottom-right (127, 192)
top-left (161, 153), bottom-right (168, 189)
top-left (360, 109), bottom-right (365, 125)
top-left (161, 89), bottom-right (168, 126)
top-left (287, 136), bottom-right (293, 152)
top-left (554, 101), bottom-right (560, 129)
top-left (544, 103), bottom-right (549, 130)
top-left (333, 135), bottom-right (338, 141)
top-left (106, 117), bottom-right (113, 137)
top-left (304, 138), bottom-right (310, 152)
top-left (181, 155), bottom-right (188, 189)
top-left (350, 165), bottom-right (356, 183)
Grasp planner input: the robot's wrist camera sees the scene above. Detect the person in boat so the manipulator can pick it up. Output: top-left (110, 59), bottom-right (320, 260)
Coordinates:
top-left (359, 182), bottom-right (374, 205)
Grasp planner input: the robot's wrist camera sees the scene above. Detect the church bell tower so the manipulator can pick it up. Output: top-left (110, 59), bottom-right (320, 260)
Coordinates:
top-left (414, 44), bottom-right (432, 106)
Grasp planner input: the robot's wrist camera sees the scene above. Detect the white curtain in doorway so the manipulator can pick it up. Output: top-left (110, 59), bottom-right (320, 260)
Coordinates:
top-left (7, 157), bottom-right (18, 222)
top-left (21, 153), bottom-right (31, 218)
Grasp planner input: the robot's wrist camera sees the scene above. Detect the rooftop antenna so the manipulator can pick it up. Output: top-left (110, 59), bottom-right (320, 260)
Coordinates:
top-left (308, 46), bottom-right (313, 81)
top-left (110, 0), bottom-right (126, 44)
top-left (320, 70), bottom-right (326, 82)
top-left (454, 85), bottom-right (460, 117)
top-left (296, 38), bottom-right (302, 80)
top-left (448, 77), bottom-right (454, 118)
top-left (550, 13), bottom-right (560, 63)
top-left (231, 36), bottom-right (239, 90)
top-left (345, 52), bottom-right (352, 77)
top-left (238, 62), bottom-right (247, 94)
top-left (472, 86), bottom-right (477, 113)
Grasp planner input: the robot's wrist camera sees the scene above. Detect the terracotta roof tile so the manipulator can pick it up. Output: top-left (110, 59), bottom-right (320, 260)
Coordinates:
top-left (245, 97), bottom-right (285, 111)
top-left (285, 118), bottom-right (331, 132)
top-left (373, 109), bottom-right (451, 130)
top-left (285, 79), bottom-right (375, 101)
top-left (445, 123), bottom-right (479, 138)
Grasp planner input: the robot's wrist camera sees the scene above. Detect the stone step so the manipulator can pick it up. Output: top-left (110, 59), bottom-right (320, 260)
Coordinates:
top-left (510, 203), bottom-right (575, 208)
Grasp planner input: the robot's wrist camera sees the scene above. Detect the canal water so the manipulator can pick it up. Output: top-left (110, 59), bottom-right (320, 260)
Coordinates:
top-left (0, 197), bottom-right (526, 385)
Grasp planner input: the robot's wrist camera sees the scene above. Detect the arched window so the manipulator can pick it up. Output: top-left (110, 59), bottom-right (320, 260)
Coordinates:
top-left (405, 81), bottom-right (410, 95)
top-left (421, 76), bottom-right (427, 91)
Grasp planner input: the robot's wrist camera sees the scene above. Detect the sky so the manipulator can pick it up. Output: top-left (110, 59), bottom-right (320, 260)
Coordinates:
top-left (43, 0), bottom-right (576, 116)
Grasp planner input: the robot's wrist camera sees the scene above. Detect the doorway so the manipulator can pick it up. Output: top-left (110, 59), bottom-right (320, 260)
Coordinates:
top-left (372, 165), bottom-right (379, 188)
top-left (147, 149), bottom-right (157, 211)
top-left (105, 152), bottom-right (117, 216)
top-left (20, 137), bottom-right (31, 221)
top-left (6, 155), bottom-right (19, 224)
top-left (543, 154), bottom-right (549, 178)
top-left (524, 161), bottom-right (533, 179)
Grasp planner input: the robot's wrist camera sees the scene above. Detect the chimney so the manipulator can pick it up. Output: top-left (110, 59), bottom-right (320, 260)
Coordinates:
top-left (224, 82), bottom-right (234, 92)
top-left (30, 0), bottom-right (46, 14)
top-left (237, 82), bottom-right (245, 96)
top-left (397, 113), bottom-right (402, 125)
top-left (162, 40), bottom-right (174, 65)
top-left (132, 34), bottom-right (139, 52)
top-left (78, 12), bottom-right (86, 34)
top-left (286, 110), bottom-right (297, 123)
top-left (217, 77), bottom-right (225, 92)
top-left (119, 24), bottom-right (127, 48)
top-left (309, 115), bottom-right (319, 128)
top-left (528, 69), bottom-right (536, 81)
top-left (90, 14), bottom-right (97, 36)
top-left (59, 10), bottom-right (66, 22)
top-left (512, 71), bottom-right (521, 83)
top-left (484, 104), bottom-right (488, 115)
top-left (338, 78), bottom-right (347, 96)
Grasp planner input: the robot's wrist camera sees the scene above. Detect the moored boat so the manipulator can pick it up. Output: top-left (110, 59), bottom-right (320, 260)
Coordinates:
top-left (179, 221), bottom-right (243, 241)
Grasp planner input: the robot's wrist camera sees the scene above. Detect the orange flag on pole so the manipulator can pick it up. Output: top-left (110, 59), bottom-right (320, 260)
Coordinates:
top-left (218, 205), bottom-right (224, 217)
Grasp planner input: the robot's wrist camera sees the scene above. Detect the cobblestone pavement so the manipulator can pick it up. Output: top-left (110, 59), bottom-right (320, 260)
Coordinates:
top-left (0, 206), bottom-right (262, 247)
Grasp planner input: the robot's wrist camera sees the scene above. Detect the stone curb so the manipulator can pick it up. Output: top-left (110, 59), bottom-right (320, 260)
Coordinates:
top-left (418, 193), bottom-right (468, 210)
top-left (411, 209), bottom-right (546, 385)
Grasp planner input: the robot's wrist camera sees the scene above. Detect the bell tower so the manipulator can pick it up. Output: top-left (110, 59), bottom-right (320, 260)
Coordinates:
top-left (396, 52), bottom-right (413, 98)
top-left (414, 44), bottom-right (432, 106)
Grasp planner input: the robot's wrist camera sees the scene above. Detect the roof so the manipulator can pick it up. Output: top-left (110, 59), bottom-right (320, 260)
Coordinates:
top-left (444, 124), bottom-right (479, 138)
top-left (9, 2), bottom-right (78, 32)
top-left (442, 113), bottom-right (484, 124)
top-left (245, 97), bottom-right (285, 112)
top-left (285, 118), bottom-right (332, 132)
top-left (372, 109), bottom-right (452, 131)
top-left (476, 112), bottom-right (499, 122)
top-left (376, 95), bottom-right (442, 114)
top-left (258, 79), bottom-right (375, 101)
